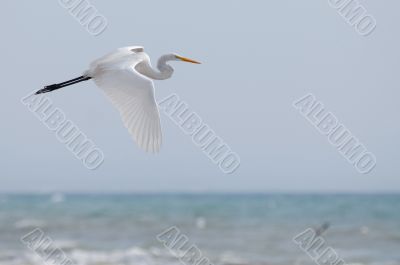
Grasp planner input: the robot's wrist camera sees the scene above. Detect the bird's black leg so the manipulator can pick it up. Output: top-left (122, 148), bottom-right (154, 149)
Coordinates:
top-left (35, 76), bottom-right (92, 94)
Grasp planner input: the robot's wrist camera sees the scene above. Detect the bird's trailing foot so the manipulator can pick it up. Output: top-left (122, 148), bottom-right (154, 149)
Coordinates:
top-left (35, 84), bottom-right (62, 94)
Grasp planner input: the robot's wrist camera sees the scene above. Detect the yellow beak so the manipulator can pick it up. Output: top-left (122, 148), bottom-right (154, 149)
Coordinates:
top-left (175, 55), bottom-right (201, 64)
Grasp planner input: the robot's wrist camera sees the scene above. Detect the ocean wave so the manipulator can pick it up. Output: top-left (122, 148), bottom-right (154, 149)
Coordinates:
top-left (0, 247), bottom-right (161, 265)
top-left (14, 219), bottom-right (46, 229)
top-left (1, 248), bottom-right (400, 265)
top-left (69, 247), bottom-right (163, 265)
top-left (0, 195), bottom-right (7, 203)
top-left (52, 240), bottom-right (79, 250)
top-left (218, 251), bottom-right (246, 264)
top-left (50, 193), bottom-right (65, 203)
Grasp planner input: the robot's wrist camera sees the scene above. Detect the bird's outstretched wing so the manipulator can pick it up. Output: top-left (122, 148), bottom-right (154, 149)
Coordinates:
top-left (93, 64), bottom-right (162, 153)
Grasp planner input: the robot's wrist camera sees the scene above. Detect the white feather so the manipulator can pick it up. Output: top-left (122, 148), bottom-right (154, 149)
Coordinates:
top-left (89, 47), bottom-right (162, 153)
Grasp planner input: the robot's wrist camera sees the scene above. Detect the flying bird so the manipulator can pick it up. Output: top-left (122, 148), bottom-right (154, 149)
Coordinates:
top-left (35, 46), bottom-right (200, 153)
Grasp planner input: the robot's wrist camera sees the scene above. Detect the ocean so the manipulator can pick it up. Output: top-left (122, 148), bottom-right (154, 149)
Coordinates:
top-left (0, 194), bottom-right (399, 265)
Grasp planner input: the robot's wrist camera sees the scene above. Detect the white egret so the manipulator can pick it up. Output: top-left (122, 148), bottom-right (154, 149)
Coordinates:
top-left (36, 46), bottom-right (200, 153)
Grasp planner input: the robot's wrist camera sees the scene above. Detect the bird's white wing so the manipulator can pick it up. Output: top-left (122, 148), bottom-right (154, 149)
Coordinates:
top-left (89, 46), bottom-right (144, 72)
top-left (93, 62), bottom-right (162, 153)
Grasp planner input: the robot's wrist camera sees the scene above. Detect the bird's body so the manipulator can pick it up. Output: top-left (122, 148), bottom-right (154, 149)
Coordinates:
top-left (36, 46), bottom-right (200, 153)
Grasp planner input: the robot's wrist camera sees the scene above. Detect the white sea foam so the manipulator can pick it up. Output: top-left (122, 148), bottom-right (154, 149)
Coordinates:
top-left (3, 247), bottom-right (400, 265)
top-left (196, 217), bottom-right (207, 229)
top-left (1, 247), bottom-right (164, 265)
top-left (69, 247), bottom-right (160, 265)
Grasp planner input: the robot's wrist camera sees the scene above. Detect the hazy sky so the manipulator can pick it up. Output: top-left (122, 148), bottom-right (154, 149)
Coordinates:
top-left (1, 1), bottom-right (399, 192)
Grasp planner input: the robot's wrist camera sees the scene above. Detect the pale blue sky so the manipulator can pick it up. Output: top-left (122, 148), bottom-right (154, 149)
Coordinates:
top-left (1, 1), bottom-right (399, 192)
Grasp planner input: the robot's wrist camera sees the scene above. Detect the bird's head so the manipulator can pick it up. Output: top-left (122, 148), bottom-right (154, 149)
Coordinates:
top-left (139, 53), bottom-right (201, 80)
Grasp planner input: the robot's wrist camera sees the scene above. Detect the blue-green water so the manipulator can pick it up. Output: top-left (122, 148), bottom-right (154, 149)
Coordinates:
top-left (0, 194), bottom-right (399, 265)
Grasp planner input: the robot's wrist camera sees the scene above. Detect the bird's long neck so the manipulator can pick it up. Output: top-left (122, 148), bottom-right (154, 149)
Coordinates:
top-left (137, 54), bottom-right (174, 80)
